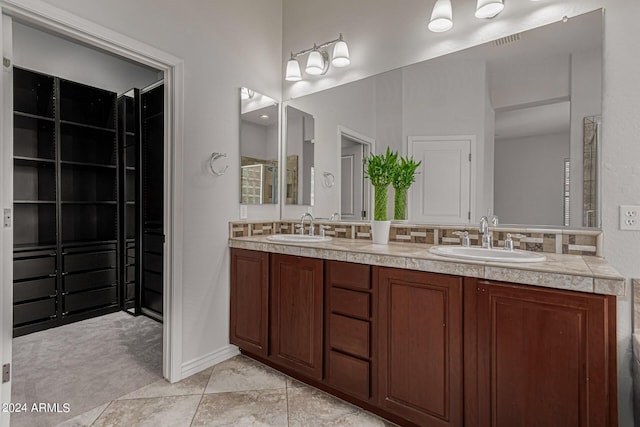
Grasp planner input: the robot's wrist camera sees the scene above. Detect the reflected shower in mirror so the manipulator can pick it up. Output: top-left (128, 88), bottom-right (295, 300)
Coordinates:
top-left (285, 105), bottom-right (315, 205)
top-left (240, 88), bottom-right (278, 205)
top-left (281, 9), bottom-right (602, 228)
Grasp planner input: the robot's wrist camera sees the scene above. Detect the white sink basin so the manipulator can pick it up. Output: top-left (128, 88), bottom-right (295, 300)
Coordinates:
top-left (429, 246), bottom-right (546, 263)
top-left (267, 234), bottom-right (333, 243)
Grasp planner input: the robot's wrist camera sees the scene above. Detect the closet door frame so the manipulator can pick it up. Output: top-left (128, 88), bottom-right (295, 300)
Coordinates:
top-left (0, 0), bottom-right (186, 404)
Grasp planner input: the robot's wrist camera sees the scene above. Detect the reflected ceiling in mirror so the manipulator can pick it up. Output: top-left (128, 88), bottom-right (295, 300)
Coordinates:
top-left (282, 9), bottom-right (603, 228)
top-left (240, 88), bottom-right (279, 205)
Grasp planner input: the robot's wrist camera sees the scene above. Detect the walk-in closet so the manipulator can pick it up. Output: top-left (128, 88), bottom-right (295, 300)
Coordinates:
top-left (9, 21), bottom-right (167, 426)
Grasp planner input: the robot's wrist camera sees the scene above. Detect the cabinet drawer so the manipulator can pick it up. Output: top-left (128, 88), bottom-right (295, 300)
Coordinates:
top-left (14, 277), bottom-right (56, 303)
top-left (144, 233), bottom-right (164, 254)
top-left (327, 350), bottom-right (370, 400)
top-left (14, 298), bottom-right (56, 325)
top-left (127, 246), bottom-right (136, 258)
top-left (142, 289), bottom-right (162, 314)
top-left (143, 271), bottom-right (162, 293)
top-left (64, 250), bottom-right (116, 273)
top-left (329, 313), bottom-right (370, 359)
top-left (143, 253), bottom-right (162, 273)
top-left (63, 269), bottom-right (116, 293)
top-left (126, 265), bottom-right (135, 282)
top-left (330, 288), bottom-right (370, 320)
top-left (327, 261), bottom-right (370, 290)
top-left (14, 255), bottom-right (56, 281)
top-left (126, 282), bottom-right (135, 300)
top-left (64, 286), bottom-right (117, 313)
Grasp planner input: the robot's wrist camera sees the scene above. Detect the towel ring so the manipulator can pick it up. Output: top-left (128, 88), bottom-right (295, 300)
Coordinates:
top-left (323, 172), bottom-right (335, 188)
top-left (209, 152), bottom-right (229, 176)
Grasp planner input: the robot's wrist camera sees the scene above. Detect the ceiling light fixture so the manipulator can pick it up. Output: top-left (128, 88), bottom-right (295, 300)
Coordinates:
top-left (285, 34), bottom-right (350, 81)
top-left (428, 0), bottom-right (453, 32)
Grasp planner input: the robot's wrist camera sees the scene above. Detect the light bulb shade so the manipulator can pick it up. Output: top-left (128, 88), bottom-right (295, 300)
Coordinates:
top-left (475, 0), bottom-right (504, 18)
top-left (305, 50), bottom-right (325, 75)
top-left (331, 40), bottom-right (350, 67)
top-left (285, 58), bottom-right (302, 81)
top-left (428, 0), bottom-right (453, 32)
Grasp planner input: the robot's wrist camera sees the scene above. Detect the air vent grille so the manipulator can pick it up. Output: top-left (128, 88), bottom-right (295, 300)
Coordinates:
top-left (494, 33), bottom-right (521, 47)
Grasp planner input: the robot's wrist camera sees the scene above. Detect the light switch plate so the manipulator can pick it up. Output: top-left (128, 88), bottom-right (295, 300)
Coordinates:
top-left (239, 205), bottom-right (248, 219)
top-left (620, 205), bottom-right (640, 230)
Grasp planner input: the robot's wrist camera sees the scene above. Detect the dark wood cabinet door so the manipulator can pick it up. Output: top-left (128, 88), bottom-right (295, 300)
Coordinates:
top-left (377, 267), bottom-right (463, 427)
top-left (469, 279), bottom-right (617, 427)
top-left (270, 254), bottom-right (323, 380)
top-left (229, 248), bottom-right (269, 357)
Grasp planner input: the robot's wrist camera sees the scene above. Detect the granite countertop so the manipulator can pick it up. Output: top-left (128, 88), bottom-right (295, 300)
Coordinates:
top-left (229, 235), bottom-right (625, 296)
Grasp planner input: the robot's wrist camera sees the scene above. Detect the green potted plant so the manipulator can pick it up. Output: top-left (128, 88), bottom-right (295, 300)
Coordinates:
top-left (391, 155), bottom-right (422, 221)
top-left (365, 147), bottom-right (398, 244)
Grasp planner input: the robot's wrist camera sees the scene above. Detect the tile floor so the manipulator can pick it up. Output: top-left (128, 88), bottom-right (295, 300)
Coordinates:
top-left (54, 355), bottom-right (396, 427)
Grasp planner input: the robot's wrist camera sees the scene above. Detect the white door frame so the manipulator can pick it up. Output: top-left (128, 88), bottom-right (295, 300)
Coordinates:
top-left (337, 125), bottom-right (374, 220)
top-left (0, 1), bottom-right (185, 418)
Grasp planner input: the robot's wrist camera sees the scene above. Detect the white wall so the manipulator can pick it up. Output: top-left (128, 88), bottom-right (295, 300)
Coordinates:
top-left (282, 1), bottom-right (639, 425)
top-left (37, 0), bottom-right (283, 373)
top-left (495, 131), bottom-right (570, 225)
top-left (13, 22), bottom-right (160, 94)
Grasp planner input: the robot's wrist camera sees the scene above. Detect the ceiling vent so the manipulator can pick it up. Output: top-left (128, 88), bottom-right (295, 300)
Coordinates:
top-left (494, 33), bottom-right (521, 47)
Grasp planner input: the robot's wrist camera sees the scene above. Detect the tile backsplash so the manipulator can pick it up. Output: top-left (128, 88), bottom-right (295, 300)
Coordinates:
top-left (229, 220), bottom-right (602, 256)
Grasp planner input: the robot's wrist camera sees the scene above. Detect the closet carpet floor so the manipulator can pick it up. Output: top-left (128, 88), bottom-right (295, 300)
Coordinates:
top-left (54, 355), bottom-right (396, 427)
top-left (11, 311), bottom-right (163, 427)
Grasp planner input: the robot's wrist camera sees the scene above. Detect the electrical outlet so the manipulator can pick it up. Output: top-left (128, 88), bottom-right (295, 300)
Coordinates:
top-left (620, 205), bottom-right (640, 230)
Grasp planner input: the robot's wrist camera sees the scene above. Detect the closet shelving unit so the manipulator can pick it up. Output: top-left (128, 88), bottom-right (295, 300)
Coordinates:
top-left (13, 67), bottom-right (121, 336)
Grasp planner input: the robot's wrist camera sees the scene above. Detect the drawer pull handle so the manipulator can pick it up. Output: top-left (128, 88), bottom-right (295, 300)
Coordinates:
top-left (61, 272), bottom-right (68, 276)
top-left (49, 294), bottom-right (57, 298)
top-left (48, 273), bottom-right (56, 278)
top-left (49, 252), bottom-right (56, 257)
top-left (49, 315), bottom-right (57, 320)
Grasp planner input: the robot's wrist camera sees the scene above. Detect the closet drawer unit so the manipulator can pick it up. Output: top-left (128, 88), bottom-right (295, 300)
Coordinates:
top-left (63, 250), bottom-right (116, 273)
top-left (14, 277), bottom-right (56, 303)
top-left (126, 282), bottom-right (135, 300)
top-left (326, 260), bottom-right (370, 290)
top-left (14, 298), bottom-right (56, 325)
top-left (127, 246), bottom-right (136, 259)
top-left (329, 313), bottom-right (370, 359)
top-left (330, 288), bottom-right (370, 320)
top-left (142, 289), bottom-right (162, 313)
top-left (63, 286), bottom-right (117, 313)
top-left (126, 265), bottom-right (135, 282)
top-left (143, 253), bottom-right (162, 273)
top-left (144, 233), bottom-right (164, 254)
top-left (327, 350), bottom-right (370, 400)
top-left (14, 255), bottom-right (56, 281)
top-left (63, 269), bottom-right (116, 293)
top-left (143, 271), bottom-right (163, 294)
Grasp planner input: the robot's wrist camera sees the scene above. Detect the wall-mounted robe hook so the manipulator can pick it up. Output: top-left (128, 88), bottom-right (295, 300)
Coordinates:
top-left (209, 152), bottom-right (229, 176)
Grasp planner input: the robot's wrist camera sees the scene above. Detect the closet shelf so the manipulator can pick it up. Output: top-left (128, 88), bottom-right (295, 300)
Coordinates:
top-left (60, 119), bottom-right (116, 133)
top-left (14, 111), bottom-right (55, 122)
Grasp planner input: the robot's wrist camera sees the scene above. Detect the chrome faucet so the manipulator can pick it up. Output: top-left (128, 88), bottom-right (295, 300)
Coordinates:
top-left (479, 215), bottom-right (498, 249)
top-left (330, 212), bottom-right (340, 221)
top-left (298, 213), bottom-right (315, 236)
top-left (479, 216), bottom-right (490, 248)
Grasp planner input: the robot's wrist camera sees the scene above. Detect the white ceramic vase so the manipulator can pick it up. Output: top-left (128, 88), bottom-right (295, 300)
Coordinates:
top-left (371, 220), bottom-right (391, 245)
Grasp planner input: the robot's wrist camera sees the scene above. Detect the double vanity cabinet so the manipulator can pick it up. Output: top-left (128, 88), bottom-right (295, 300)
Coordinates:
top-left (229, 244), bottom-right (618, 427)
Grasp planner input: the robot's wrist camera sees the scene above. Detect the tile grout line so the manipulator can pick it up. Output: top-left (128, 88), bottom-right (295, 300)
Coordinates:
top-left (89, 400), bottom-right (114, 427)
top-left (188, 394), bottom-right (205, 427)
top-left (286, 376), bottom-right (290, 427)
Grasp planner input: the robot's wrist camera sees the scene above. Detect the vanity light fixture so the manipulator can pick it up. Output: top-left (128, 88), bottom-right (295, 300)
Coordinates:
top-left (475, 0), bottom-right (504, 19)
top-left (428, 0), bottom-right (505, 32)
top-left (428, 0), bottom-right (453, 32)
top-left (240, 87), bottom-right (255, 100)
top-left (285, 34), bottom-right (350, 81)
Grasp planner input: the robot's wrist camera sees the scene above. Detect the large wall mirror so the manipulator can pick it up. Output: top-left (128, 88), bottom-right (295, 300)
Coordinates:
top-left (282, 9), bottom-right (603, 228)
top-left (240, 88), bottom-right (279, 205)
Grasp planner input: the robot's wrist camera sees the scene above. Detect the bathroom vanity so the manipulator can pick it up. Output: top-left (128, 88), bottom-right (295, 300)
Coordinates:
top-left (229, 222), bottom-right (622, 427)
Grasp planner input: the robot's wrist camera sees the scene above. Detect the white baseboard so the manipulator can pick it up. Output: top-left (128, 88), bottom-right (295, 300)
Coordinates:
top-left (180, 344), bottom-right (239, 379)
